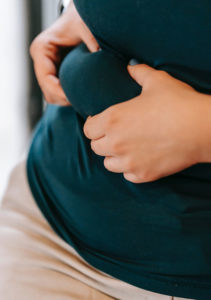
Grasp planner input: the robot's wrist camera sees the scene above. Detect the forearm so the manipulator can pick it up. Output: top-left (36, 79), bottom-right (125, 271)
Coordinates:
top-left (196, 93), bottom-right (211, 163)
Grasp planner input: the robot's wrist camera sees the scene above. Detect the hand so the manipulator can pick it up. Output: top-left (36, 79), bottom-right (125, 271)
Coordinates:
top-left (83, 64), bottom-right (208, 183)
top-left (30, 1), bottom-right (99, 106)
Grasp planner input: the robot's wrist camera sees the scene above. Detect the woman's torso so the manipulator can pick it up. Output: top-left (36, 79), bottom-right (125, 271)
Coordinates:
top-left (27, 1), bottom-right (211, 298)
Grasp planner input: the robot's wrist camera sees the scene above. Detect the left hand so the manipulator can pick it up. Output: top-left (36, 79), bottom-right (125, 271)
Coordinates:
top-left (83, 64), bottom-right (206, 183)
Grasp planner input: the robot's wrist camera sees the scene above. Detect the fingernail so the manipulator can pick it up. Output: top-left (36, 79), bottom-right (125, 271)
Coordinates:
top-left (92, 45), bottom-right (101, 52)
top-left (128, 58), bottom-right (140, 66)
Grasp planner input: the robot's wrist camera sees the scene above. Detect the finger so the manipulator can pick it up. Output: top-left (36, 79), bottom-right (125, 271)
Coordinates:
top-left (104, 156), bottom-right (125, 173)
top-left (127, 63), bottom-right (155, 87)
top-left (43, 77), bottom-right (71, 106)
top-left (123, 172), bottom-right (141, 183)
top-left (33, 55), bottom-right (69, 105)
top-left (90, 136), bottom-right (114, 156)
top-left (81, 25), bottom-right (100, 53)
top-left (44, 76), bottom-right (70, 105)
top-left (33, 52), bottom-right (58, 85)
top-left (83, 113), bottom-right (106, 140)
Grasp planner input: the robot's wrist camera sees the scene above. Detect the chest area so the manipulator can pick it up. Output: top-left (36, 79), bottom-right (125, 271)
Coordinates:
top-left (74, 0), bottom-right (211, 73)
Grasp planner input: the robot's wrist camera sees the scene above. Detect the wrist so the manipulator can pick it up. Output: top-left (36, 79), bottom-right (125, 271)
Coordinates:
top-left (46, 3), bottom-right (80, 43)
top-left (194, 93), bottom-right (211, 163)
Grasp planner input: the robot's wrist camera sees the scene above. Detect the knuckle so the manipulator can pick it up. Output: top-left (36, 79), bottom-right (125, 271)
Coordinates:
top-left (105, 107), bottom-right (118, 130)
top-left (146, 70), bottom-right (157, 82)
top-left (154, 70), bottom-right (168, 81)
top-left (136, 170), bottom-right (153, 182)
top-left (137, 173), bottom-right (147, 182)
top-left (90, 140), bottom-right (96, 151)
top-left (145, 69), bottom-right (166, 84)
top-left (110, 139), bottom-right (122, 154)
top-left (123, 172), bottom-right (139, 183)
top-left (83, 123), bottom-right (90, 138)
top-left (29, 36), bottom-right (41, 57)
top-left (124, 157), bottom-right (135, 172)
top-left (130, 177), bottom-right (140, 184)
top-left (157, 69), bottom-right (167, 76)
top-left (124, 169), bottom-right (153, 183)
top-left (29, 33), bottom-right (47, 58)
top-left (103, 157), bottom-right (110, 170)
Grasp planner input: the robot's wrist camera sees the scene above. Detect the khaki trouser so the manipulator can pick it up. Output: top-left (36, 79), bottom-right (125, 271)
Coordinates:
top-left (0, 160), bottom-right (193, 300)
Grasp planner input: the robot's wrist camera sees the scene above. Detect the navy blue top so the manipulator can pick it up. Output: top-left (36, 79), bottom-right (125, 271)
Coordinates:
top-left (27, 1), bottom-right (211, 298)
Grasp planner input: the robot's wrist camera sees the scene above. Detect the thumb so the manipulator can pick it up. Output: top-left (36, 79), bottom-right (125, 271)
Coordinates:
top-left (127, 63), bottom-right (155, 86)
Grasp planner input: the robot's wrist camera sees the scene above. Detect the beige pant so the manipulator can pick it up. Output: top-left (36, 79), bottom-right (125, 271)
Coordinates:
top-left (0, 160), bottom-right (193, 300)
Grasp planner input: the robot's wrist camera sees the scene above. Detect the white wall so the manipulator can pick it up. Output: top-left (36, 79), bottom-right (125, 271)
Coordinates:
top-left (0, 0), bottom-right (63, 201)
top-left (42, 0), bottom-right (60, 29)
top-left (0, 0), bottom-right (29, 200)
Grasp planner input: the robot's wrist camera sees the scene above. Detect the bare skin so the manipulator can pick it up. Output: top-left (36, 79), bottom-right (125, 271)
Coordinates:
top-left (30, 2), bottom-right (211, 183)
top-left (84, 64), bottom-right (211, 183)
top-left (30, 1), bottom-right (99, 106)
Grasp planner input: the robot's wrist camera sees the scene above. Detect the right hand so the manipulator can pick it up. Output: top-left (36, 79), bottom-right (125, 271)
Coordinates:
top-left (30, 1), bottom-right (100, 106)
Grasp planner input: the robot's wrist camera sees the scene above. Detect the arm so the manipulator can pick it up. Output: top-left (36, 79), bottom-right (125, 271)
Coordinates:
top-left (83, 63), bottom-right (211, 183)
top-left (30, 0), bottom-right (99, 105)
top-left (196, 94), bottom-right (211, 163)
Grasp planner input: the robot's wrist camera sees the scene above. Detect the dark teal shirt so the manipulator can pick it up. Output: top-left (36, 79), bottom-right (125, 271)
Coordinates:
top-left (27, 1), bottom-right (211, 298)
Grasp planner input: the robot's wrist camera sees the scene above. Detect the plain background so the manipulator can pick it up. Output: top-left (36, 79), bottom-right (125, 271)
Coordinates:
top-left (0, 0), bottom-right (60, 200)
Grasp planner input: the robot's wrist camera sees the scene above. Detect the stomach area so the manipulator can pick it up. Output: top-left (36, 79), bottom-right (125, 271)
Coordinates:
top-left (29, 42), bottom-right (211, 274)
top-left (59, 43), bottom-right (142, 119)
